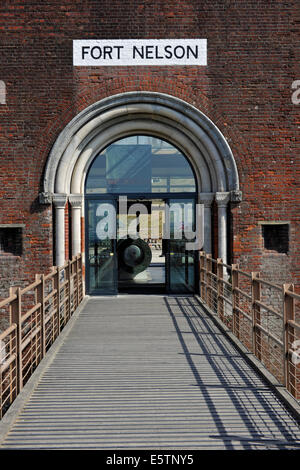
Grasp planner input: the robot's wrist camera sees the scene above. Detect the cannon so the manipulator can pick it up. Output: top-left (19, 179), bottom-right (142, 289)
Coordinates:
top-left (117, 237), bottom-right (152, 281)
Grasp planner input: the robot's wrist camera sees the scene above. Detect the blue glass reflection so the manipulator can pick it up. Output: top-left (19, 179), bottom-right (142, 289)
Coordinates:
top-left (86, 135), bottom-right (196, 194)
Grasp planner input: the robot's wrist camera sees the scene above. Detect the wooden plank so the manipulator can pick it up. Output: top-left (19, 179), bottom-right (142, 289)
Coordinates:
top-left (1, 296), bottom-right (300, 450)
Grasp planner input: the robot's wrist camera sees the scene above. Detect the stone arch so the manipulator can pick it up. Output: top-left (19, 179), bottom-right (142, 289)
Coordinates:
top-left (41, 91), bottom-right (241, 266)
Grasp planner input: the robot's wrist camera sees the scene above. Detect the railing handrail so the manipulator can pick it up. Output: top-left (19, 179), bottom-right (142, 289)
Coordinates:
top-left (286, 290), bottom-right (300, 301)
top-left (0, 294), bottom-right (17, 310)
top-left (0, 253), bottom-right (84, 419)
top-left (0, 323), bottom-right (17, 342)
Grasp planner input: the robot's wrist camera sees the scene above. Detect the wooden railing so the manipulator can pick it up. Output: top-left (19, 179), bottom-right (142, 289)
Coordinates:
top-left (199, 252), bottom-right (300, 400)
top-left (0, 254), bottom-right (84, 418)
top-left (1, 251), bottom-right (298, 418)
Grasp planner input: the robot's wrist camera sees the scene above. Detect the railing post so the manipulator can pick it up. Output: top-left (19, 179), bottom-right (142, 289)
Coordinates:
top-left (206, 253), bottom-right (212, 309)
top-left (72, 256), bottom-right (77, 310)
top-left (9, 328), bottom-right (17, 411)
top-left (9, 287), bottom-right (22, 393)
top-left (67, 259), bottom-right (72, 320)
top-left (199, 251), bottom-right (206, 302)
top-left (217, 258), bottom-right (224, 320)
top-left (283, 283), bottom-right (295, 396)
top-left (232, 264), bottom-right (240, 338)
top-left (252, 272), bottom-right (261, 359)
top-left (76, 255), bottom-right (80, 308)
top-left (61, 264), bottom-right (66, 325)
top-left (54, 266), bottom-right (61, 332)
top-left (80, 253), bottom-right (85, 299)
top-left (35, 274), bottom-right (46, 359)
top-left (74, 257), bottom-right (77, 310)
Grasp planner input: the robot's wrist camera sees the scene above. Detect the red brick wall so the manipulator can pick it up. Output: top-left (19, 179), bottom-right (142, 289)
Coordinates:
top-left (0, 0), bottom-right (299, 298)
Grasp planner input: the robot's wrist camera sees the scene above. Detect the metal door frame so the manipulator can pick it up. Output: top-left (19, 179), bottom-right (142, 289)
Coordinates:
top-left (85, 193), bottom-right (198, 295)
top-left (85, 198), bottom-right (118, 295)
top-left (165, 197), bottom-right (199, 295)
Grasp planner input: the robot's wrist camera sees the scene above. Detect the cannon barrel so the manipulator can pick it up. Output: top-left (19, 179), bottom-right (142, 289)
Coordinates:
top-left (117, 238), bottom-right (152, 276)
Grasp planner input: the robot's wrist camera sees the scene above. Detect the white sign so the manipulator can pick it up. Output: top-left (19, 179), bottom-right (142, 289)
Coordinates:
top-left (73, 39), bottom-right (207, 66)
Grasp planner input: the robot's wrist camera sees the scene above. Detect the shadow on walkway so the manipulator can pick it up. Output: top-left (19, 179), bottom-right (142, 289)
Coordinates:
top-left (164, 296), bottom-right (300, 450)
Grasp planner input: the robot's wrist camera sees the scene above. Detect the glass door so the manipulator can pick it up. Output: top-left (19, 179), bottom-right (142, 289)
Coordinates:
top-left (166, 198), bottom-right (197, 294)
top-left (117, 198), bottom-right (166, 294)
top-left (86, 199), bottom-right (117, 295)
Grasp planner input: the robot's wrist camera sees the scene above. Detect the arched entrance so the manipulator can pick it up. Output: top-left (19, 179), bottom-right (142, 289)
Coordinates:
top-left (40, 92), bottom-right (241, 293)
top-left (85, 134), bottom-right (198, 294)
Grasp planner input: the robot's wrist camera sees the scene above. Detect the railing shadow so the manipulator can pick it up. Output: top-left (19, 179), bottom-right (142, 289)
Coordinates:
top-left (164, 296), bottom-right (300, 450)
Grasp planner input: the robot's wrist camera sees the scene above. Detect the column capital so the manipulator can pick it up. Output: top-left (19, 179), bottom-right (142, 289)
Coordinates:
top-left (69, 194), bottom-right (83, 209)
top-left (52, 193), bottom-right (68, 209)
top-left (215, 192), bottom-right (230, 208)
top-left (199, 192), bottom-right (214, 208)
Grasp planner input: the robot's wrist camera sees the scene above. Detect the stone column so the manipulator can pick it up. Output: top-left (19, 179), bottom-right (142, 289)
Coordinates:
top-left (69, 194), bottom-right (83, 257)
top-left (53, 194), bottom-right (68, 267)
top-left (215, 192), bottom-right (230, 264)
top-left (199, 193), bottom-right (214, 254)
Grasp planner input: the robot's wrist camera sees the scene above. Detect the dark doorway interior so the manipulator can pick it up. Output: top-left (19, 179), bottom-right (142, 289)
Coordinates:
top-left (118, 199), bottom-right (166, 294)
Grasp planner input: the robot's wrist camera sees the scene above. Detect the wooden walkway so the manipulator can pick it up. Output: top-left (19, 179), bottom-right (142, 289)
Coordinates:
top-left (0, 295), bottom-right (300, 450)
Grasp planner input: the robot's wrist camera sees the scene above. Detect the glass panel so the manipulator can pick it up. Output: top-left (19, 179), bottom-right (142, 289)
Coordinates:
top-left (87, 200), bottom-right (117, 294)
top-left (117, 199), bottom-right (166, 294)
top-left (86, 135), bottom-right (196, 194)
top-left (167, 199), bottom-right (195, 294)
